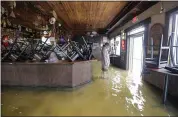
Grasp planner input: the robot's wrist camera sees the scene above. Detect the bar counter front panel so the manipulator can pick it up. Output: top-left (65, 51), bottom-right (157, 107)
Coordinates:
top-left (2, 60), bottom-right (92, 88)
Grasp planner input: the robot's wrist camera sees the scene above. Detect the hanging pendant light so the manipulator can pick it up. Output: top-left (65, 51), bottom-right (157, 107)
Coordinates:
top-left (1, 6), bottom-right (5, 15)
top-left (49, 17), bottom-right (56, 24)
top-left (58, 23), bottom-right (61, 27)
top-left (46, 24), bottom-right (49, 30)
top-left (10, 10), bottom-right (15, 18)
top-left (7, 19), bottom-right (11, 26)
top-left (160, 2), bottom-right (165, 14)
top-left (9, 1), bottom-right (16, 18)
top-left (2, 19), bottom-right (6, 28)
top-left (18, 25), bottom-right (21, 31)
top-left (52, 10), bottom-right (58, 19)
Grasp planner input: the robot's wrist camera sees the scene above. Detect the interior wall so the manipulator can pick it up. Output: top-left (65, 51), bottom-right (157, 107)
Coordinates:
top-left (109, 1), bottom-right (178, 38)
top-left (150, 13), bottom-right (165, 27)
top-left (109, 2), bottom-right (178, 69)
top-left (109, 1), bottom-right (178, 97)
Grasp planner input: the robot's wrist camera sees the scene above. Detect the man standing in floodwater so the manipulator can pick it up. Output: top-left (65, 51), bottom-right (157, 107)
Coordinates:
top-left (101, 42), bottom-right (111, 71)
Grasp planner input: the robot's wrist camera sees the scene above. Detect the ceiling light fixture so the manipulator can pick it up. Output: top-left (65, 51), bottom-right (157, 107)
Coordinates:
top-left (49, 17), bottom-right (56, 24)
top-left (160, 1), bottom-right (165, 14)
top-left (58, 23), bottom-right (61, 27)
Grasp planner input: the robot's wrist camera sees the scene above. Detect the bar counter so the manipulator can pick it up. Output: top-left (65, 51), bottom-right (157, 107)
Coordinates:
top-left (2, 60), bottom-right (92, 88)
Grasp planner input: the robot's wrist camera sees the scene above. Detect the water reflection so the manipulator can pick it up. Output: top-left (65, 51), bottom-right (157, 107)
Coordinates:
top-left (126, 75), bottom-right (145, 112)
top-left (1, 61), bottom-right (178, 116)
top-left (125, 59), bottom-right (145, 114)
top-left (111, 74), bottom-right (121, 94)
top-left (108, 66), bottom-right (145, 115)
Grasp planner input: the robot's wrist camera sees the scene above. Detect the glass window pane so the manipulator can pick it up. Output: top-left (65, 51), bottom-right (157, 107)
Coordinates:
top-left (115, 36), bottom-right (121, 56)
top-left (110, 38), bottom-right (115, 55)
top-left (174, 14), bottom-right (178, 65)
top-left (169, 11), bottom-right (178, 66)
top-left (128, 27), bottom-right (145, 35)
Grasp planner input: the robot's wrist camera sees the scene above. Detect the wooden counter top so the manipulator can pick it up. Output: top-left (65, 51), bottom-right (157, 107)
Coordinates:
top-left (2, 60), bottom-right (97, 65)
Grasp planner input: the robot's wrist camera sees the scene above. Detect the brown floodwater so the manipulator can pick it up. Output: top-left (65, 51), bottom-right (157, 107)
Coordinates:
top-left (1, 61), bottom-right (178, 116)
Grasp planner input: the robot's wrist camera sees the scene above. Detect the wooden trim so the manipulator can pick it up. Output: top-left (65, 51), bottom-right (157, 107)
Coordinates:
top-left (106, 2), bottom-right (140, 30)
top-left (165, 7), bottom-right (178, 44)
top-left (125, 17), bottom-right (151, 33)
top-left (166, 6), bottom-right (178, 16)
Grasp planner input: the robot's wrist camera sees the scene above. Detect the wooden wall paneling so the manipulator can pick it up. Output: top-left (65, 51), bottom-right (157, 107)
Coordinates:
top-left (1, 1), bottom-right (129, 35)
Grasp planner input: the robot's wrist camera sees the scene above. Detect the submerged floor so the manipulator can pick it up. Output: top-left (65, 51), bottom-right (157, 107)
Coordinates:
top-left (1, 61), bottom-right (178, 116)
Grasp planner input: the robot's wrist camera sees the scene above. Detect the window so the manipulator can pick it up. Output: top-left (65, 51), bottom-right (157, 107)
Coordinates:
top-left (175, 14), bottom-right (178, 65)
top-left (115, 36), bottom-right (121, 56)
top-left (128, 26), bottom-right (145, 36)
top-left (110, 35), bottom-right (121, 56)
top-left (110, 38), bottom-right (115, 55)
top-left (168, 10), bottom-right (178, 66)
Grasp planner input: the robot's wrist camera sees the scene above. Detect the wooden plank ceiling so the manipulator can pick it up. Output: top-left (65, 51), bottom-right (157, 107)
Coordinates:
top-left (1, 1), bottom-right (128, 35)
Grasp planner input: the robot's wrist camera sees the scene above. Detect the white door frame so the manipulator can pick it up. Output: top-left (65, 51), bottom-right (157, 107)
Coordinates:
top-left (128, 31), bottom-right (144, 73)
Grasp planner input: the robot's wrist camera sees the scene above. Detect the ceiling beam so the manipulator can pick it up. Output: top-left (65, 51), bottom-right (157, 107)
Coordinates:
top-left (105, 1), bottom-right (140, 32)
top-left (106, 1), bottom-right (158, 34)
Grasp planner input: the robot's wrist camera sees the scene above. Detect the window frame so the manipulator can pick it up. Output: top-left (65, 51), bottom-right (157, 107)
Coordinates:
top-left (110, 37), bottom-right (115, 55)
top-left (110, 35), bottom-right (121, 56)
top-left (115, 35), bottom-right (121, 56)
top-left (167, 8), bottom-right (178, 66)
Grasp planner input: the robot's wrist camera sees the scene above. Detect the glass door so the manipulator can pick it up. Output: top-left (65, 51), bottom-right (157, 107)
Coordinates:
top-left (128, 26), bottom-right (145, 78)
top-left (130, 35), bottom-right (144, 77)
